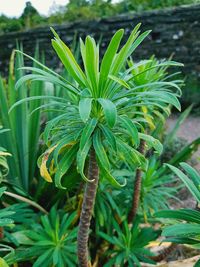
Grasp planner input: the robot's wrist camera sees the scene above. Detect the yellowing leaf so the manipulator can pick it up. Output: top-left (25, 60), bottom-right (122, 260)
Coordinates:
top-left (40, 158), bottom-right (53, 183)
top-left (0, 152), bottom-right (11, 157)
top-left (0, 258), bottom-right (9, 267)
top-left (39, 142), bottom-right (76, 183)
top-left (40, 145), bottom-right (57, 183)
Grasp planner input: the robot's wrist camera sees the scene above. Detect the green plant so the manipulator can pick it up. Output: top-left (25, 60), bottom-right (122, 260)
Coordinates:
top-left (4, 207), bottom-right (77, 266)
top-left (123, 56), bottom-right (183, 223)
top-left (155, 163), bottom-right (200, 266)
top-left (105, 156), bottom-right (180, 223)
top-left (0, 187), bottom-right (15, 228)
top-left (140, 156), bottom-right (180, 218)
top-left (0, 145), bottom-right (14, 262)
top-left (98, 217), bottom-right (159, 266)
top-left (0, 49), bottom-right (44, 192)
top-left (139, 127), bottom-right (200, 219)
top-left (13, 24), bottom-right (183, 266)
top-left (0, 186), bottom-right (15, 267)
top-left (0, 147), bottom-right (11, 181)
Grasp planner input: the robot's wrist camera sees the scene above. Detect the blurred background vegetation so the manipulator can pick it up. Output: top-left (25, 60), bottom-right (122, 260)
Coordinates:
top-left (0, 0), bottom-right (200, 34)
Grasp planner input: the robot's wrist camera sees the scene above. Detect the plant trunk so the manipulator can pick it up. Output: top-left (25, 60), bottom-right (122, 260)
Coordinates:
top-left (128, 140), bottom-right (146, 223)
top-left (77, 147), bottom-right (99, 267)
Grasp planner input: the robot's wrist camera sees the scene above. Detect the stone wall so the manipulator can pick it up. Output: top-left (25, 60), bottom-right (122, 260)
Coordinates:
top-left (0, 4), bottom-right (200, 77)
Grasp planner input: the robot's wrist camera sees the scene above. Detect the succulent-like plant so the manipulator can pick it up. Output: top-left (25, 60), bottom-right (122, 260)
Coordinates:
top-left (99, 217), bottom-right (160, 266)
top-left (13, 24), bottom-right (183, 266)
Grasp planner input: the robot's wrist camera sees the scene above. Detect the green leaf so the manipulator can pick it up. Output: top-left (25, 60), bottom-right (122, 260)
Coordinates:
top-left (79, 98), bottom-right (93, 123)
top-left (98, 98), bottom-right (117, 128)
top-left (0, 218), bottom-right (14, 227)
top-left (0, 258), bottom-right (9, 267)
top-left (43, 114), bottom-right (67, 144)
top-left (0, 187), bottom-right (6, 198)
top-left (155, 209), bottom-right (200, 224)
top-left (79, 118), bottom-right (97, 150)
top-left (99, 29), bottom-right (124, 92)
top-left (15, 71), bottom-right (79, 95)
top-left (116, 138), bottom-right (147, 170)
top-left (145, 91), bottom-right (181, 111)
top-left (139, 133), bottom-right (163, 155)
top-left (51, 28), bottom-right (87, 87)
top-left (171, 138), bottom-right (200, 167)
top-left (53, 246), bottom-right (60, 265)
top-left (33, 249), bottom-right (53, 267)
top-left (129, 30), bottom-right (151, 55)
top-left (9, 95), bottom-right (67, 114)
top-left (111, 23), bottom-right (141, 75)
top-left (77, 138), bottom-right (92, 182)
top-left (93, 130), bottom-right (110, 171)
top-left (55, 144), bottom-right (78, 189)
top-left (164, 105), bottom-right (192, 146)
top-left (162, 223), bottom-right (200, 237)
top-left (180, 162), bottom-right (200, 190)
top-left (194, 259), bottom-right (200, 267)
top-left (164, 237), bottom-right (200, 245)
top-left (100, 164), bottom-right (126, 188)
top-left (166, 164), bottom-right (200, 202)
top-left (99, 124), bottom-right (117, 151)
top-left (53, 135), bottom-right (78, 165)
top-left (98, 231), bottom-right (116, 245)
top-left (83, 36), bottom-right (99, 94)
top-left (119, 116), bottom-right (139, 147)
top-left (108, 75), bottom-right (130, 89)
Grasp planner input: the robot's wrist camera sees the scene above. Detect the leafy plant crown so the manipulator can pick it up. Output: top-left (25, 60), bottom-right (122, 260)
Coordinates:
top-left (13, 24), bottom-right (183, 189)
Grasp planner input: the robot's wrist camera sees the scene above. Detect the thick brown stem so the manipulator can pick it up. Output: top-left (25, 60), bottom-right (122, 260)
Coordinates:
top-left (128, 140), bottom-right (146, 223)
top-left (77, 148), bottom-right (99, 267)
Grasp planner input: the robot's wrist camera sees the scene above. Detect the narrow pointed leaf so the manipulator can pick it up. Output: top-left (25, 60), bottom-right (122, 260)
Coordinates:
top-left (119, 116), bottom-right (139, 146)
top-left (93, 131), bottom-right (110, 171)
top-left (108, 75), bottom-right (130, 89)
top-left (98, 98), bottom-right (117, 128)
top-left (79, 118), bottom-right (97, 150)
top-left (77, 138), bottom-right (93, 182)
top-left (79, 98), bottom-right (93, 123)
top-left (55, 145), bottom-right (78, 189)
top-left (99, 29), bottom-right (124, 91)
top-left (180, 162), bottom-right (200, 189)
top-left (166, 164), bottom-right (200, 202)
top-left (139, 133), bottom-right (163, 155)
top-left (100, 165), bottom-right (126, 188)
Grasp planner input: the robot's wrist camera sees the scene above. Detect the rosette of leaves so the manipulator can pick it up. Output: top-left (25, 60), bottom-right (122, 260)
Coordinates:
top-left (98, 217), bottom-right (160, 266)
top-left (4, 207), bottom-right (77, 267)
top-left (126, 55), bottom-right (183, 131)
top-left (13, 24), bottom-right (182, 265)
